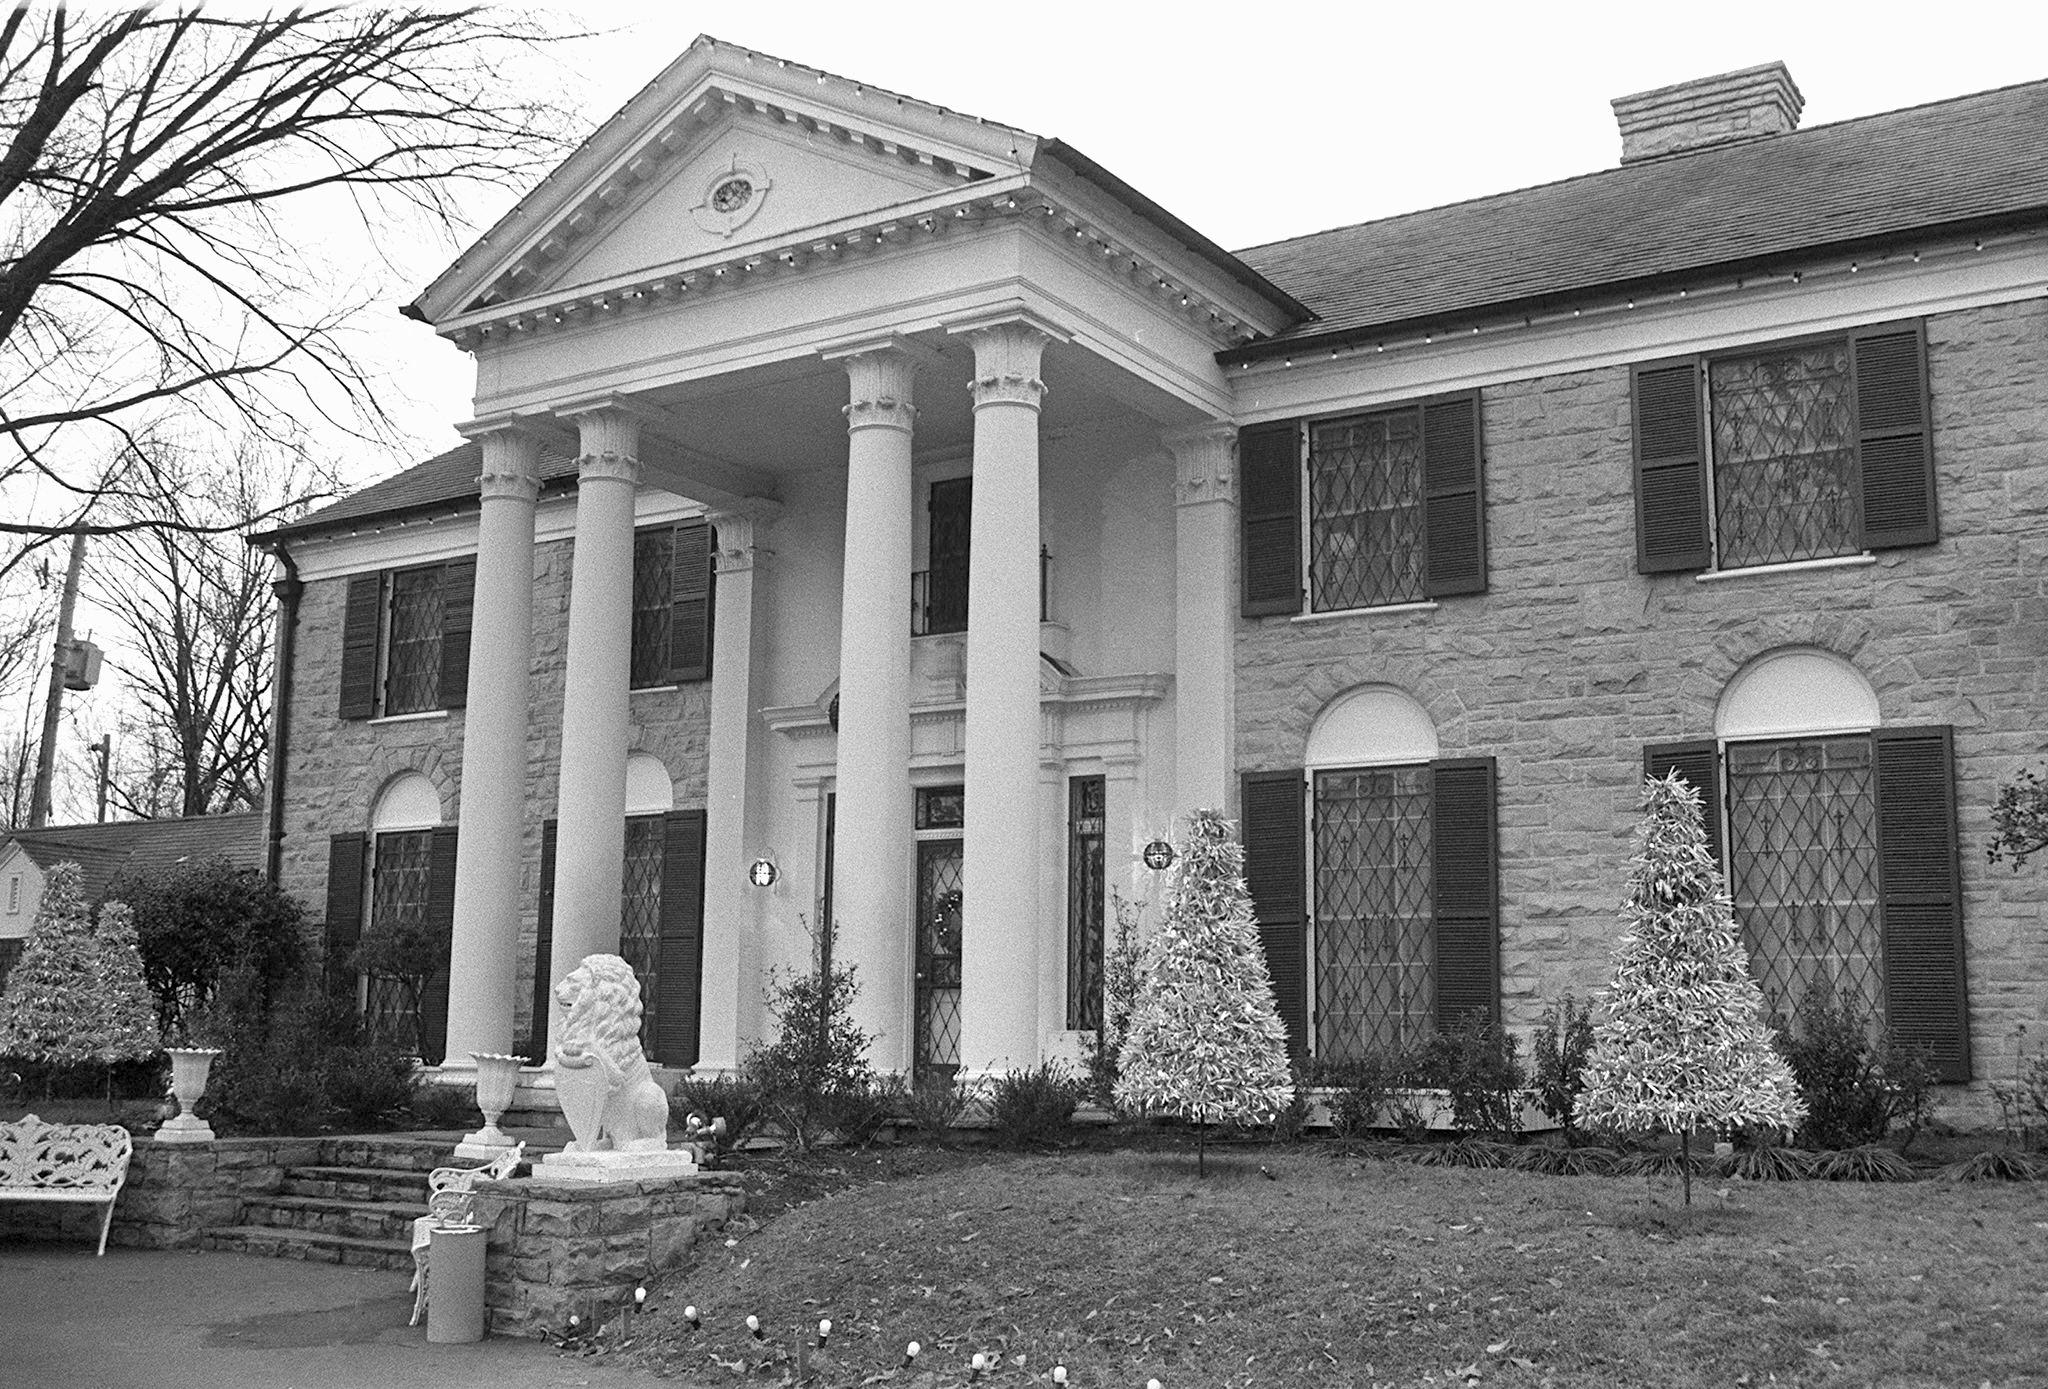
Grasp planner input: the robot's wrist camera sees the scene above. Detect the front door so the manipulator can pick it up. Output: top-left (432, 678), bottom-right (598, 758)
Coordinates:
top-left (913, 837), bottom-right (964, 1083)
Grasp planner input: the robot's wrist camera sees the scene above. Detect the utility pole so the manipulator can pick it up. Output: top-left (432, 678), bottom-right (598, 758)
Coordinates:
top-left (94, 734), bottom-right (112, 823)
top-left (28, 531), bottom-right (87, 828)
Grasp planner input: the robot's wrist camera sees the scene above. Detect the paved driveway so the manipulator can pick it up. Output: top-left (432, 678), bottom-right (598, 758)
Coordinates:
top-left (0, 1245), bottom-right (676, 1389)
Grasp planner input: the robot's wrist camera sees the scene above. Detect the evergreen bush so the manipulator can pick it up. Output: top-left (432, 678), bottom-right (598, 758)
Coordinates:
top-left (988, 1061), bottom-right (1085, 1148)
top-left (670, 1073), bottom-right (765, 1157)
top-left (110, 856), bottom-right (303, 1041)
top-left (1774, 986), bottom-right (1935, 1153)
top-left (743, 926), bottom-right (877, 1151)
top-left (1532, 994), bottom-right (1595, 1145)
top-left (0, 864), bottom-right (161, 1084)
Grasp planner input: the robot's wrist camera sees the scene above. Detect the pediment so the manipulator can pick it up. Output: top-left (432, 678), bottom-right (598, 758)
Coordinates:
top-left (535, 114), bottom-right (966, 294)
top-left (416, 37), bottom-right (1036, 321)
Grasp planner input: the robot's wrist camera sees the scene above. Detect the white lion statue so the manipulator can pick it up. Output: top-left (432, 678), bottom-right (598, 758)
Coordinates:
top-left (550, 954), bottom-right (671, 1153)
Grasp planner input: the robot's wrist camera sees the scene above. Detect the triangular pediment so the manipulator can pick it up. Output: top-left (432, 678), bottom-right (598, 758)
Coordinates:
top-left (414, 36), bottom-right (1038, 321)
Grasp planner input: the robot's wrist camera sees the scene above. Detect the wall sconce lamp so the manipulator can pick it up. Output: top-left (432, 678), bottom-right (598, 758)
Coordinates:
top-left (1142, 840), bottom-right (1176, 871)
top-left (747, 858), bottom-right (779, 888)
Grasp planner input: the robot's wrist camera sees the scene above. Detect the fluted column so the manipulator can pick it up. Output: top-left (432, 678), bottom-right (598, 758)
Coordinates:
top-left (442, 421), bottom-right (541, 1070)
top-left (1165, 424), bottom-right (1238, 814)
top-left (953, 315), bottom-right (1062, 1077)
top-left (548, 403), bottom-right (641, 994)
top-left (696, 499), bottom-right (781, 1073)
top-left (826, 340), bottom-right (921, 1073)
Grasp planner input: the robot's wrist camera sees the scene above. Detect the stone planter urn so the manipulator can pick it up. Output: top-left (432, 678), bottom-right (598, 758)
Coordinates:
top-left (454, 1052), bottom-right (527, 1159)
top-left (158, 1047), bottom-right (223, 1143)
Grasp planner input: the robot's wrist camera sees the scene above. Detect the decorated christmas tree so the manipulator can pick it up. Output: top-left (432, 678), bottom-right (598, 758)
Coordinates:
top-left (0, 863), bottom-right (161, 1076)
top-left (1115, 809), bottom-right (1294, 1174)
top-left (1580, 773), bottom-right (1805, 1203)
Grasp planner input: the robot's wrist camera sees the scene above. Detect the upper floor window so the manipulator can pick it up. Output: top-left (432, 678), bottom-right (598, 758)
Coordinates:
top-left (1633, 321), bottom-right (1936, 574)
top-left (631, 519), bottom-right (715, 688)
top-left (338, 560), bottom-right (474, 720)
top-left (1241, 391), bottom-right (1486, 617)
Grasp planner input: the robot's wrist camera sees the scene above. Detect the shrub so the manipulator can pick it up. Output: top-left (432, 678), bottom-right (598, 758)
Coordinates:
top-left (206, 976), bottom-right (417, 1136)
top-left (670, 1073), bottom-right (765, 1156)
top-left (1728, 1144), bottom-right (1816, 1182)
top-left (1513, 1144), bottom-right (1619, 1177)
top-left (1403, 1138), bottom-right (1514, 1169)
top-left (989, 1061), bottom-right (1085, 1149)
top-left (0, 865), bottom-right (160, 1076)
top-left (1268, 1073), bottom-right (1312, 1144)
top-left (896, 1071), bottom-right (976, 1145)
top-left (742, 927), bottom-right (876, 1151)
top-left (1990, 1024), bottom-right (2048, 1151)
top-left (1083, 891), bottom-right (1145, 1109)
top-left (409, 1082), bottom-right (480, 1131)
top-left (1775, 987), bottom-right (1936, 1153)
top-left (1430, 1017), bottom-right (1525, 1141)
top-left (1938, 1149), bottom-right (2045, 1182)
top-left (109, 857), bottom-right (303, 1042)
top-left (1532, 994), bottom-right (1594, 1145)
top-left (1310, 1052), bottom-right (1400, 1140)
top-left (1808, 1144), bottom-right (1917, 1183)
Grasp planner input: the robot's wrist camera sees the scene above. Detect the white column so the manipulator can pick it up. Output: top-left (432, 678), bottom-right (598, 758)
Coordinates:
top-left (953, 316), bottom-right (1061, 1077)
top-left (826, 341), bottom-right (921, 1073)
top-left (441, 422), bottom-right (541, 1069)
top-left (696, 499), bottom-right (781, 1074)
top-left (548, 403), bottom-right (641, 992)
top-left (1165, 424), bottom-right (1239, 815)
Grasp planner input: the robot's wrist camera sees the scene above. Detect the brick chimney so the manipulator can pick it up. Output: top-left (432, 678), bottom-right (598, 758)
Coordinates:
top-left (1612, 62), bottom-right (1804, 164)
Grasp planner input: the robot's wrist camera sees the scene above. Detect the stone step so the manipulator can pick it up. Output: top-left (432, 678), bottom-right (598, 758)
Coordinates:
top-left (317, 1136), bottom-right (468, 1174)
top-left (202, 1224), bottom-right (417, 1272)
top-left (239, 1194), bottom-right (424, 1243)
top-left (282, 1165), bottom-right (431, 1203)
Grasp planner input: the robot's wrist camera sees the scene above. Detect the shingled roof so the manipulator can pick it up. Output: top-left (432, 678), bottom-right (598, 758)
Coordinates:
top-left (1226, 76), bottom-right (2048, 359)
top-left (3, 813), bottom-right (264, 904)
top-left (273, 73), bottom-right (2048, 536)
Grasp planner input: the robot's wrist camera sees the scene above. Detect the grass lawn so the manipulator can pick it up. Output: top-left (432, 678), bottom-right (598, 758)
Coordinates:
top-left (623, 1142), bottom-right (2048, 1389)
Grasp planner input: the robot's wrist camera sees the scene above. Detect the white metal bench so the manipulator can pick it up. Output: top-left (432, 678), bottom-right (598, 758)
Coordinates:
top-left (0, 1114), bottom-right (133, 1256)
top-left (409, 1142), bottom-right (524, 1326)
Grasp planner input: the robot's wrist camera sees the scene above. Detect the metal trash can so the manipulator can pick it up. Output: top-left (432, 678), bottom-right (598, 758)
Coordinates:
top-left (427, 1224), bottom-right (488, 1344)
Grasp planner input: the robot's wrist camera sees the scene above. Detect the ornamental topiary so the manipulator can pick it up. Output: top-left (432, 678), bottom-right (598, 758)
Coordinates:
top-left (1115, 809), bottom-right (1293, 1175)
top-left (1579, 772), bottom-right (1805, 1205)
top-left (0, 862), bottom-right (160, 1075)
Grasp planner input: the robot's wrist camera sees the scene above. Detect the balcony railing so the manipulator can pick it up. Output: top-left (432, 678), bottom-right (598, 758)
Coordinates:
top-left (911, 547), bottom-right (1049, 635)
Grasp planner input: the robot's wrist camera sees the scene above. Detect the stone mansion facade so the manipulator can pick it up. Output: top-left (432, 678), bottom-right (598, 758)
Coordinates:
top-left (257, 43), bottom-right (2048, 1108)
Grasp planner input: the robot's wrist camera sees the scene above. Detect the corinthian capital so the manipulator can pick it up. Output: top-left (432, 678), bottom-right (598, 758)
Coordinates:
top-left (1162, 423), bottom-right (1239, 507)
top-left (952, 315), bottom-right (1064, 411)
top-left (562, 399), bottom-right (643, 484)
top-left (826, 337), bottom-right (927, 435)
top-left (461, 418), bottom-right (544, 504)
top-left (707, 498), bottom-right (784, 574)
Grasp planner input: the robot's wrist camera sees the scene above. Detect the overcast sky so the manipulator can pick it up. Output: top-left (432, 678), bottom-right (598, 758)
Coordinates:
top-left (369, 0), bottom-right (2048, 474)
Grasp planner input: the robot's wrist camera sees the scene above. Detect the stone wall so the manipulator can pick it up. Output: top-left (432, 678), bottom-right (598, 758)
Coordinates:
top-left (277, 530), bottom-right (714, 1041)
top-left (1235, 298), bottom-right (2048, 1115)
top-left (0, 1136), bottom-right (318, 1250)
top-left (467, 1171), bottom-right (745, 1334)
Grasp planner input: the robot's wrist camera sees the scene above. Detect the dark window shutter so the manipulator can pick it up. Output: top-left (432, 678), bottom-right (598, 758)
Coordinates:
top-left (1645, 741), bottom-right (1725, 878)
top-left (653, 809), bottom-right (707, 1066)
top-left (438, 558), bottom-right (476, 710)
top-left (1422, 392), bottom-right (1486, 597)
top-left (416, 825), bottom-right (458, 1065)
top-left (1240, 423), bottom-right (1302, 617)
top-left (528, 819), bottom-right (557, 1060)
top-left (1430, 758), bottom-right (1500, 1028)
top-left (1632, 360), bottom-right (1709, 573)
top-left (338, 576), bottom-right (383, 719)
top-left (323, 833), bottom-right (367, 993)
top-left (1873, 726), bottom-right (1969, 1083)
top-left (1852, 321), bottom-right (1937, 550)
top-left (670, 520), bottom-right (714, 684)
top-left (1241, 769), bottom-right (1308, 1059)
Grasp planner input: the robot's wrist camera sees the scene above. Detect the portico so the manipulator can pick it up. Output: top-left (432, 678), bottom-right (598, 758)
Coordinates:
top-left (403, 36), bottom-right (1304, 1079)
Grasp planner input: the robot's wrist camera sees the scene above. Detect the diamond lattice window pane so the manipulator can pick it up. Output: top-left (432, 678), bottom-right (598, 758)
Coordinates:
top-left (1726, 735), bottom-right (1883, 1026)
top-left (366, 829), bottom-right (435, 1052)
top-left (630, 530), bottom-right (674, 687)
top-left (1310, 409), bottom-right (1425, 611)
top-left (915, 842), bottom-right (964, 1076)
top-left (1710, 342), bottom-right (1859, 568)
top-left (384, 569), bottom-right (443, 714)
top-left (1314, 765), bottom-right (1434, 1061)
top-left (619, 816), bottom-right (666, 1052)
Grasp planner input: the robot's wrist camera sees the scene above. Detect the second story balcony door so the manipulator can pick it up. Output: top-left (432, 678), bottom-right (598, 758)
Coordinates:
top-left (923, 477), bottom-right (971, 635)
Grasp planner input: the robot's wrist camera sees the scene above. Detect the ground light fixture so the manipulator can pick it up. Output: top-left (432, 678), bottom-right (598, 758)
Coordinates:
top-left (1142, 839), bottom-right (1176, 870)
top-left (748, 857), bottom-right (778, 887)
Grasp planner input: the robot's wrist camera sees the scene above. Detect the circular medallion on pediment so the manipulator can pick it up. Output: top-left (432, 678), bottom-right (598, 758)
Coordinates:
top-left (692, 158), bottom-right (772, 239)
top-left (710, 176), bottom-right (754, 214)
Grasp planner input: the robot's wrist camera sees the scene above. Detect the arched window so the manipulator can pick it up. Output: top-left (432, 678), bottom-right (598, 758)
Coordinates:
top-left (1647, 647), bottom-right (1968, 1079)
top-left (1253, 686), bottom-right (1497, 1065)
top-left (362, 773), bottom-right (448, 1059)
